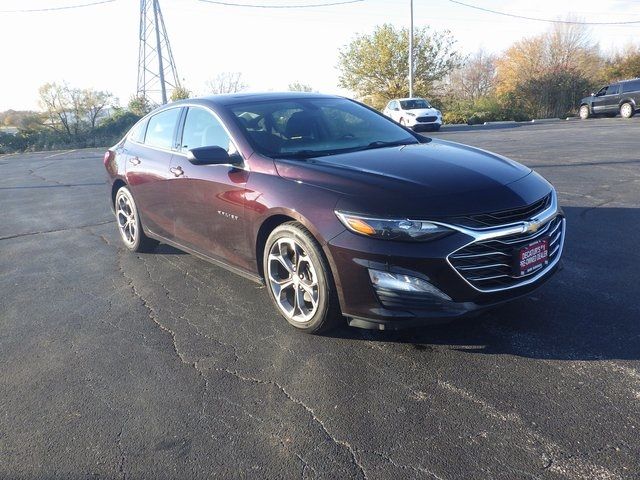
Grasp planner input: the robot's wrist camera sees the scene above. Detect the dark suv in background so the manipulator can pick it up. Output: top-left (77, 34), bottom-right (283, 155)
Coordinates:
top-left (579, 78), bottom-right (640, 119)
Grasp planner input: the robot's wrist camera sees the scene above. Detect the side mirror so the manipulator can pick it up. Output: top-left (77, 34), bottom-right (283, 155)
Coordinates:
top-left (187, 146), bottom-right (241, 166)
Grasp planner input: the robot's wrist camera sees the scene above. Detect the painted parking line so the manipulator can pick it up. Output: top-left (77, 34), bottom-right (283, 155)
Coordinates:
top-left (45, 149), bottom-right (76, 159)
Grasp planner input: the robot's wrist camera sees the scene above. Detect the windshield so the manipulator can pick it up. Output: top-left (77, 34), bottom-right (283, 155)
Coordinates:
top-left (228, 97), bottom-right (418, 159)
top-left (400, 99), bottom-right (431, 110)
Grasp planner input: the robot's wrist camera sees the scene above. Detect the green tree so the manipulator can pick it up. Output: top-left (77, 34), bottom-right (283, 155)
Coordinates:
top-left (127, 95), bottom-right (152, 116)
top-left (288, 81), bottom-right (313, 92)
top-left (170, 85), bottom-right (191, 101)
top-left (338, 24), bottom-right (461, 109)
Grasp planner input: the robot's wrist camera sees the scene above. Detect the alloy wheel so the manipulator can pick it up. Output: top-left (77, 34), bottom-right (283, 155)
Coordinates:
top-left (620, 103), bottom-right (633, 118)
top-left (267, 238), bottom-right (320, 323)
top-left (116, 191), bottom-right (138, 246)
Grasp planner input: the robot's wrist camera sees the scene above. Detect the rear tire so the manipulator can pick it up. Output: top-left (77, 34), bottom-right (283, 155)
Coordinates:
top-left (620, 102), bottom-right (634, 118)
top-left (264, 222), bottom-right (340, 333)
top-left (114, 186), bottom-right (158, 253)
top-left (579, 105), bottom-right (590, 120)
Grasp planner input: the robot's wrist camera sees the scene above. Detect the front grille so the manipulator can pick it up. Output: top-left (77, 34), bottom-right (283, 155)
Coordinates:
top-left (449, 216), bottom-right (564, 291)
top-left (450, 194), bottom-right (552, 229)
top-left (416, 116), bottom-right (437, 123)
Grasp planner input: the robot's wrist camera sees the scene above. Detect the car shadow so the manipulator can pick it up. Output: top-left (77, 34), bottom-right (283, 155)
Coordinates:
top-left (154, 244), bottom-right (187, 255)
top-left (327, 206), bottom-right (640, 362)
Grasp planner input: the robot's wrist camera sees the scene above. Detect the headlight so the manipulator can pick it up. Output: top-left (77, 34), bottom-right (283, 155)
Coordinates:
top-left (436, 110), bottom-right (442, 116)
top-left (335, 211), bottom-right (453, 242)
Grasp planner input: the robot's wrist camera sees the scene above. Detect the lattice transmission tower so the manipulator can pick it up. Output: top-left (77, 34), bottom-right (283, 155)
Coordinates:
top-left (137, 0), bottom-right (181, 106)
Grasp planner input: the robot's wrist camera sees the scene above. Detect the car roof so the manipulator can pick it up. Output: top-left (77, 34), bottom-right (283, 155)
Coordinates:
top-left (395, 97), bottom-right (427, 101)
top-left (170, 91), bottom-right (342, 108)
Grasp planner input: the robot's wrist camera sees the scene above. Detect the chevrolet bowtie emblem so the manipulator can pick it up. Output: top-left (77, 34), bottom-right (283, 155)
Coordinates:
top-left (524, 221), bottom-right (540, 233)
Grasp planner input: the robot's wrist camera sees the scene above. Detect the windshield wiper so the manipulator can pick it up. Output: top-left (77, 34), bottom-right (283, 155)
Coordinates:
top-left (363, 140), bottom-right (418, 150)
top-left (275, 150), bottom-right (332, 159)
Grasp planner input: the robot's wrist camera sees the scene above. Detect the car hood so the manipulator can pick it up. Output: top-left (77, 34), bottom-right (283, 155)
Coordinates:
top-left (405, 108), bottom-right (438, 116)
top-left (274, 139), bottom-right (548, 217)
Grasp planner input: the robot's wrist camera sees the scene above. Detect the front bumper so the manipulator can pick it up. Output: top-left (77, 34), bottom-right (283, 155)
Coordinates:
top-left (406, 116), bottom-right (442, 131)
top-left (327, 200), bottom-right (565, 330)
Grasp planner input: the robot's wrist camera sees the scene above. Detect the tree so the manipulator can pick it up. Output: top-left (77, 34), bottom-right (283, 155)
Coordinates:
top-left (127, 95), bottom-right (152, 117)
top-left (495, 22), bottom-right (601, 118)
top-left (38, 82), bottom-right (115, 136)
top-left (603, 44), bottom-right (640, 82)
top-left (288, 81), bottom-right (313, 92)
top-left (206, 72), bottom-right (247, 94)
top-left (337, 24), bottom-right (461, 109)
top-left (39, 82), bottom-right (73, 135)
top-left (83, 89), bottom-right (115, 129)
top-left (170, 85), bottom-right (191, 101)
top-left (448, 49), bottom-right (496, 102)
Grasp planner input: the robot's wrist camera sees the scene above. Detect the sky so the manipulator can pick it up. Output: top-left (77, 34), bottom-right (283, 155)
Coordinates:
top-left (0, 0), bottom-right (639, 111)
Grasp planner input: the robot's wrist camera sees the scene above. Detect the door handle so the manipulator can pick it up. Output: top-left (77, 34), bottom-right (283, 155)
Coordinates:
top-left (170, 166), bottom-right (184, 177)
top-left (129, 157), bottom-right (141, 166)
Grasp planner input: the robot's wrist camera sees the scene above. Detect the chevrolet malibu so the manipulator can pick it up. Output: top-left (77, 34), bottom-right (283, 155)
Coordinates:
top-left (104, 93), bottom-right (565, 333)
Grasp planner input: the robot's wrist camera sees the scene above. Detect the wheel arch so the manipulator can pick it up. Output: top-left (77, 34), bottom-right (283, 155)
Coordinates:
top-left (619, 98), bottom-right (636, 109)
top-left (254, 209), bottom-right (342, 291)
top-left (111, 178), bottom-right (127, 209)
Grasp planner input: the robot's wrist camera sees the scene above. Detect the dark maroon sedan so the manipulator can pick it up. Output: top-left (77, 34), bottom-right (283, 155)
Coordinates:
top-left (104, 93), bottom-right (565, 333)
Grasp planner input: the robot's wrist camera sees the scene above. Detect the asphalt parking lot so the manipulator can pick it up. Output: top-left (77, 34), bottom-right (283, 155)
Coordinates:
top-left (1, 117), bottom-right (639, 479)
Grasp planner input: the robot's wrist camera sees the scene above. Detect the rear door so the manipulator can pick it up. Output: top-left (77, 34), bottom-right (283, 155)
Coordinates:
top-left (167, 106), bottom-right (254, 271)
top-left (622, 79), bottom-right (640, 105)
top-left (125, 106), bottom-right (182, 238)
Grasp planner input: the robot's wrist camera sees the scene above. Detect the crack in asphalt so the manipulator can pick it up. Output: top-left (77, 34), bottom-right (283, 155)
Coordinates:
top-left (213, 367), bottom-right (369, 479)
top-left (91, 235), bottom-right (371, 480)
top-left (0, 220), bottom-right (114, 241)
top-left (116, 420), bottom-right (128, 480)
top-left (363, 449), bottom-right (446, 479)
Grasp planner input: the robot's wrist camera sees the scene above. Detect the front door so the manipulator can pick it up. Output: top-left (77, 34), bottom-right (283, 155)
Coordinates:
top-left (603, 84), bottom-right (620, 113)
top-left (167, 106), bottom-right (253, 272)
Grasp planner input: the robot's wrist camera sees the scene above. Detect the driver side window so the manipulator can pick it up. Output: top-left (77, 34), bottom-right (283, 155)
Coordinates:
top-left (181, 107), bottom-right (233, 153)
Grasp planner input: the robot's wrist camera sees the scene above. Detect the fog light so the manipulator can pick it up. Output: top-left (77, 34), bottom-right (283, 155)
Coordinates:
top-left (368, 269), bottom-right (451, 301)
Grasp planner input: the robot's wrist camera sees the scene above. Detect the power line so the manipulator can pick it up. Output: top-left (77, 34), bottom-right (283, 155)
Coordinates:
top-left (0, 0), bottom-right (116, 13)
top-left (198, 0), bottom-right (363, 9)
top-left (449, 0), bottom-right (640, 25)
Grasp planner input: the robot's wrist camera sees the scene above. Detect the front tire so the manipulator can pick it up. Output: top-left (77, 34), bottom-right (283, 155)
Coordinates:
top-left (114, 186), bottom-right (158, 252)
top-left (264, 222), bottom-right (340, 333)
top-left (620, 102), bottom-right (635, 118)
top-left (579, 105), bottom-right (591, 119)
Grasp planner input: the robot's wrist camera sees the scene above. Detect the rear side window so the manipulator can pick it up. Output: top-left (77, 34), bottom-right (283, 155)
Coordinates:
top-left (622, 80), bottom-right (640, 93)
top-left (128, 119), bottom-right (148, 143)
top-left (145, 108), bottom-right (181, 150)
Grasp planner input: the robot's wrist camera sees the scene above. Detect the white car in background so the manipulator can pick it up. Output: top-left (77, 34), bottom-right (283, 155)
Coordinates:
top-left (383, 98), bottom-right (443, 132)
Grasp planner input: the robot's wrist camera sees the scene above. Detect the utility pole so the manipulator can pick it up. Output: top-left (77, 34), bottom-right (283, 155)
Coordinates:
top-left (409, 0), bottom-right (414, 98)
top-left (137, 0), bottom-right (180, 106)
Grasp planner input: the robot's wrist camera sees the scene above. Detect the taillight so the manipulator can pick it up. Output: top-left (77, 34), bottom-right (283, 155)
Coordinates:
top-left (103, 150), bottom-right (114, 166)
